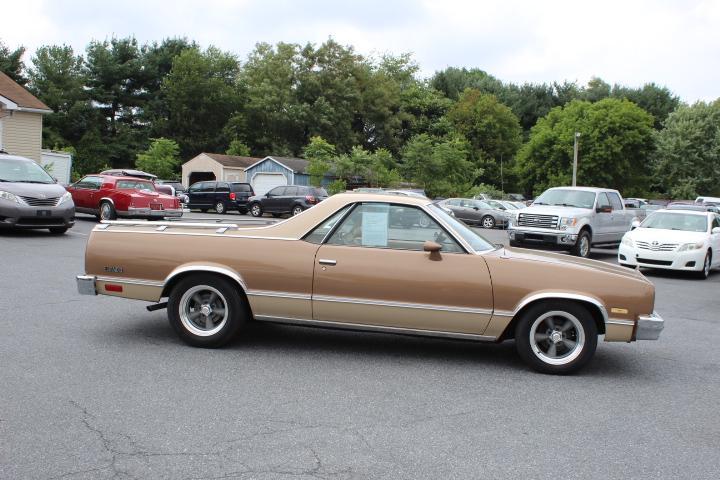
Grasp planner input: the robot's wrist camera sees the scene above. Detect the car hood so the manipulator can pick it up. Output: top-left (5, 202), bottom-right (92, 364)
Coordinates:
top-left (503, 246), bottom-right (650, 283)
top-left (520, 205), bottom-right (593, 217)
top-left (629, 227), bottom-right (708, 243)
top-left (0, 181), bottom-right (68, 197)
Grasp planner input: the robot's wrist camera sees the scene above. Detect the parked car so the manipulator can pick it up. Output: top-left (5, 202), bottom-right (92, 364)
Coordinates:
top-left (186, 181), bottom-right (254, 214)
top-left (695, 196), bottom-right (720, 205)
top-left (508, 187), bottom-right (639, 257)
top-left (67, 174), bottom-right (182, 220)
top-left (77, 192), bottom-right (664, 374)
top-left (0, 153), bottom-right (75, 233)
top-left (619, 209), bottom-right (720, 279)
top-left (667, 202), bottom-right (720, 214)
top-left (156, 180), bottom-right (189, 204)
top-left (248, 185), bottom-right (328, 217)
top-left (438, 198), bottom-right (511, 229)
top-left (100, 169), bottom-right (157, 181)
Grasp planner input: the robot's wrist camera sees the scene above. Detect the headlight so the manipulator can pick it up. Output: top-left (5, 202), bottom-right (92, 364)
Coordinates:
top-left (621, 235), bottom-right (634, 247)
top-left (0, 190), bottom-right (24, 204)
top-left (559, 217), bottom-right (578, 229)
top-left (57, 191), bottom-right (73, 205)
top-left (678, 241), bottom-right (704, 252)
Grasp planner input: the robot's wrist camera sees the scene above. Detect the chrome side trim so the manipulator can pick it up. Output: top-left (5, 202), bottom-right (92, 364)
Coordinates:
top-left (318, 259), bottom-right (337, 265)
top-left (492, 309), bottom-right (514, 318)
top-left (254, 315), bottom-right (497, 341)
top-left (96, 275), bottom-right (164, 287)
top-left (247, 290), bottom-right (312, 301)
top-left (101, 220), bottom-right (239, 228)
top-left (606, 319), bottom-right (635, 326)
top-left (100, 197), bottom-right (115, 206)
top-left (164, 265), bottom-right (248, 292)
top-left (513, 292), bottom-right (609, 324)
top-left (94, 229), bottom-right (298, 241)
top-left (312, 294), bottom-right (493, 316)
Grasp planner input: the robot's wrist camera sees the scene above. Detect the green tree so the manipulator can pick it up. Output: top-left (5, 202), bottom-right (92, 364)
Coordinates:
top-left (0, 40), bottom-right (27, 85)
top-left (162, 46), bottom-right (241, 158)
top-left (303, 136), bottom-right (336, 186)
top-left (516, 98), bottom-right (655, 196)
top-left (226, 140), bottom-right (251, 156)
top-left (430, 67), bottom-right (504, 101)
top-left (446, 89), bottom-right (522, 184)
top-left (135, 137), bottom-right (181, 179)
top-left (401, 134), bottom-right (478, 197)
top-left (653, 101), bottom-right (720, 198)
top-left (611, 82), bottom-right (680, 129)
top-left (583, 77), bottom-right (611, 102)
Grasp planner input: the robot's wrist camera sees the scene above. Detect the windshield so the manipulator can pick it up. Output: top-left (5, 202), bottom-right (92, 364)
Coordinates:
top-left (0, 158), bottom-right (55, 184)
top-left (428, 204), bottom-right (494, 252)
top-left (641, 212), bottom-right (707, 232)
top-left (116, 180), bottom-right (156, 191)
top-left (534, 189), bottom-right (596, 209)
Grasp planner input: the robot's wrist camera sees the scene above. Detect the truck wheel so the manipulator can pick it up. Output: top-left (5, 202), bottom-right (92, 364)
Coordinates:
top-left (99, 201), bottom-right (117, 221)
top-left (167, 274), bottom-right (248, 348)
top-left (571, 230), bottom-right (591, 258)
top-left (481, 215), bottom-right (496, 229)
top-left (514, 301), bottom-right (598, 374)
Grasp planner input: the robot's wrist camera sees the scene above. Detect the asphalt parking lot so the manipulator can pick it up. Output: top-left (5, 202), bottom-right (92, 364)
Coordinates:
top-left (2, 211), bottom-right (719, 479)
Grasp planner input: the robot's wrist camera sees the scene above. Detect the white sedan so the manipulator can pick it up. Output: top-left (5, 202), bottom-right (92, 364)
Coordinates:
top-left (619, 209), bottom-right (720, 279)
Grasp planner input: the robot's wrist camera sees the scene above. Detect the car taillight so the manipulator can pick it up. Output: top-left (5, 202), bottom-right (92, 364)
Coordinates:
top-left (305, 195), bottom-right (316, 204)
top-left (229, 192), bottom-right (236, 200)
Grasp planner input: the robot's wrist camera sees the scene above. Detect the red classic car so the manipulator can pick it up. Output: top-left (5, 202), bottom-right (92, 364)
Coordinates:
top-left (67, 174), bottom-right (182, 220)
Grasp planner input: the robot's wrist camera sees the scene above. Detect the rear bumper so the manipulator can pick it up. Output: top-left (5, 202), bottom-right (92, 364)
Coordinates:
top-left (77, 275), bottom-right (97, 295)
top-left (121, 208), bottom-right (183, 218)
top-left (636, 312), bottom-right (665, 340)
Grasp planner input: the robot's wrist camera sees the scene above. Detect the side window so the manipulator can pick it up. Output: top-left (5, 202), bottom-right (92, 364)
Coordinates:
top-left (608, 192), bottom-right (623, 211)
top-left (447, 199), bottom-right (461, 207)
top-left (188, 183), bottom-right (202, 193)
top-left (77, 176), bottom-right (101, 189)
top-left (200, 182), bottom-right (216, 193)
top-left (597, 193), bottom-right (611, 209)
top-left (215, 183), bottom-right (230, 193)
top-left (304, 205), bottom-right (353, 244)
top-left (327, 203), bottom-right (463, 253)
top-left (285, 186), bottom-right (299, 196)
top-left (712, 216), bottom-right (720, 229)
top-left (268, 187), bottom-right (284, 197)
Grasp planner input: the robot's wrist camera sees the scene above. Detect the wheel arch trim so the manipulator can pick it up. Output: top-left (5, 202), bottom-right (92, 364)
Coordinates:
top-left (512, 292), bottom-right (608, 324)
top-left (162, 264), bottom-right (248, 297)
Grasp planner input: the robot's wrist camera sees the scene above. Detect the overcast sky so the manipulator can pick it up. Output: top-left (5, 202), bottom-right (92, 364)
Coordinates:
top-left (3, 0), bottom-right (719, 102)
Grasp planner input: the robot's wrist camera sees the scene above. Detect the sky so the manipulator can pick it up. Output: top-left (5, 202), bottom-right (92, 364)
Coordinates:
top-left (3, 0), bottom-right (719, 102)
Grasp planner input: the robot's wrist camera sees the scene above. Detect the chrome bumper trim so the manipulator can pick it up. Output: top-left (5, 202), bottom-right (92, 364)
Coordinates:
top-left (76, 275), bottom-right (97, 295)
top-left (636, 312), bottom-right (664, 340)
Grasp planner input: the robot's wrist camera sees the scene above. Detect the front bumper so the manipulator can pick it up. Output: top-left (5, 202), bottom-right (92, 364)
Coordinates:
top-left (636, 312), bottom-right (665, 340)
top-left (0, 201), bottom-right (75, 229)
top-left (508, 228), bottom-right (578, 246)
top-left (77, 275), bottom-right (97, 295)
top-left (618, 244), bottom-right (706, 271)
top-left (121, 207), bottom-right (183, 218)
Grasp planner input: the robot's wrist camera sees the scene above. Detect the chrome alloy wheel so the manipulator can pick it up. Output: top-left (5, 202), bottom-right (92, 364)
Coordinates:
top-left (482, 216), bottom-right (495, 228)
top-left (179, 285), bottom-right (229, 336)
top-left (292, 206), bottom-right (303, 216)
top-left (251, 204), bottom-right (262, 217)
top-left (703, 253), bottom-right (711, 277)
top-left (100, 203), bottom-right (113, 220)
top-left (579, 235), bottom-right (590, 257)
top-left (529, 311), bottom-right (585, 366)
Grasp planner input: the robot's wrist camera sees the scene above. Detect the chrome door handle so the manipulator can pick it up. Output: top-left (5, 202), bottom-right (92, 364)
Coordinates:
top-left (318, 259), bottom-right (337, 266)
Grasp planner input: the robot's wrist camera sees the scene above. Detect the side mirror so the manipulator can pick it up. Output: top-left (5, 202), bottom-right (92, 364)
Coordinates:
top-left (631, 219), bottom-right (641, 230)
top-left (473, 206), bottom-right (479, 210)
top-left (423, 241), bottom-right (442, 253)
top-left (712, 227), bottom-right (720, 234)
top-left (265, 193), bottom-right (271, 197)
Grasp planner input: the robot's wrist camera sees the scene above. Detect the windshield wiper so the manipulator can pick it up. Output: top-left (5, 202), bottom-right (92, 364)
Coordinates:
top-left (14, 180), bottom-right (52, 184)
top-left (533, 202), bottom-right (547, 205)
top-left (552, 203), bottom-right (577, 207)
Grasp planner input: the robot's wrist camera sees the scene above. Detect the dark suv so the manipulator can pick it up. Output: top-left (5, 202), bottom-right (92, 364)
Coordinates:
top-left (248, 185), bottom-right (328, 217)
top-left (186, 181), bottom-right (254, 214)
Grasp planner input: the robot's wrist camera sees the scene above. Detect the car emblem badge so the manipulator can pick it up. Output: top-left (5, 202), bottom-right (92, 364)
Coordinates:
top-left (651, 241), bottom-right (659, 246)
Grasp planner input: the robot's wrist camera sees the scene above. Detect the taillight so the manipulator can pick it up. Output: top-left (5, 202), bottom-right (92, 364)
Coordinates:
top-left (229, 192), bottom-right (236, 200)
top-left (305, 195), bottom-right (316, 204)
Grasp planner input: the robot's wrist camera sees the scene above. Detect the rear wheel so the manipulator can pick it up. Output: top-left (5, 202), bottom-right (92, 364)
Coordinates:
top-left (481, 215), bottom-right (495, 229)
top-left (571, 230), bottom-right (591, 258)
top-left (291, 205), bottom-right (304, 216)
top-left (167, 274), bottom-right (248, 347)
top-left (98, 201), bottom-right (117, 221)
top-left (214, 202), bottom-right (226, 214)
top-left (250, 203), bottom-right (263, 217)
top-left (48, 227), bottom-right (68, 234)
top-left (515, 301), bottom-right (598, 374)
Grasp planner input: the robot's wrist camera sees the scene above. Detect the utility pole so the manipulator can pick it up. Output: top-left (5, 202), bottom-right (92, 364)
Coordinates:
top-left (572, 132), bottom-right (581, 187)
top-left (500, 154), bottom-right (504, 196)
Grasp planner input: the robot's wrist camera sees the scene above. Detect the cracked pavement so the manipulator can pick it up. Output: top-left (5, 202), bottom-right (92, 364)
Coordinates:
top-left (1, 213), bottom-right (719, 479)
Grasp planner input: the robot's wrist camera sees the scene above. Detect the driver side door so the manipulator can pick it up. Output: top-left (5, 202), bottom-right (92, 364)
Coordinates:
top-left (311, 202), bottom-right (494, 336)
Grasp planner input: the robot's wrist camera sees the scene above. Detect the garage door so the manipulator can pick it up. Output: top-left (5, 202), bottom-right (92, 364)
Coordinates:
top-left (252, 173), bottom-right (288, 196)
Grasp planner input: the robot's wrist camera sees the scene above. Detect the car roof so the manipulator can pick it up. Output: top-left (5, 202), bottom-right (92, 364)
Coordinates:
top-left (0, 153), bottom-right (34, 162)
top-left (547, 186), bottom-right (618, 193)
top-left (656, 208), bottom-right (709, 216)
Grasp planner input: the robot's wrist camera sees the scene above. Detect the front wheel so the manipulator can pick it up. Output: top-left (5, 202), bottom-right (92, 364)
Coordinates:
top-left (215, 202), bottom-right (226, 214)
top-left (250, 203), bottom-right (263, 217)
top-left (696, 251), bottom-right (711, 279)
top-left (481, 215), bottom-right (495, 229)
top-left (167, 274), bottom-right (248, 348)
top-left (571, 230), bottom-right (591, 258)
top-left (98, 201), bottom-right (117, 221)
top-left (515, 301), bottom-right (598, 374)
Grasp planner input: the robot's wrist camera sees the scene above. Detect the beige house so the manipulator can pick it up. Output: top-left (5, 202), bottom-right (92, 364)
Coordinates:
top-left (0, 72), bottom-right (52, 161)
top-left (181, 153), bottom-right (260, 187)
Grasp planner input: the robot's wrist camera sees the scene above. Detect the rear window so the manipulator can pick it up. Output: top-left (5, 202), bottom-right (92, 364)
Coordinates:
top-left (312, 187), bottom-right (328, 197)
top-left (231, 183), bottom-right (252, 193)
top-left (116, 180), bottom-right (155, 191)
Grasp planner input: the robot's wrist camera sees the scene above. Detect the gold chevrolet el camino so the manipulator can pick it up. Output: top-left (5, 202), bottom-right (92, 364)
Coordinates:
top-left (77, 193), bottom-right (664, 374)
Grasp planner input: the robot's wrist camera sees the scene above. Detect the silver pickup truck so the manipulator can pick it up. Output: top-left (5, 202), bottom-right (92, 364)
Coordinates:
top-left (507, 187), bottom-right (640, 257)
